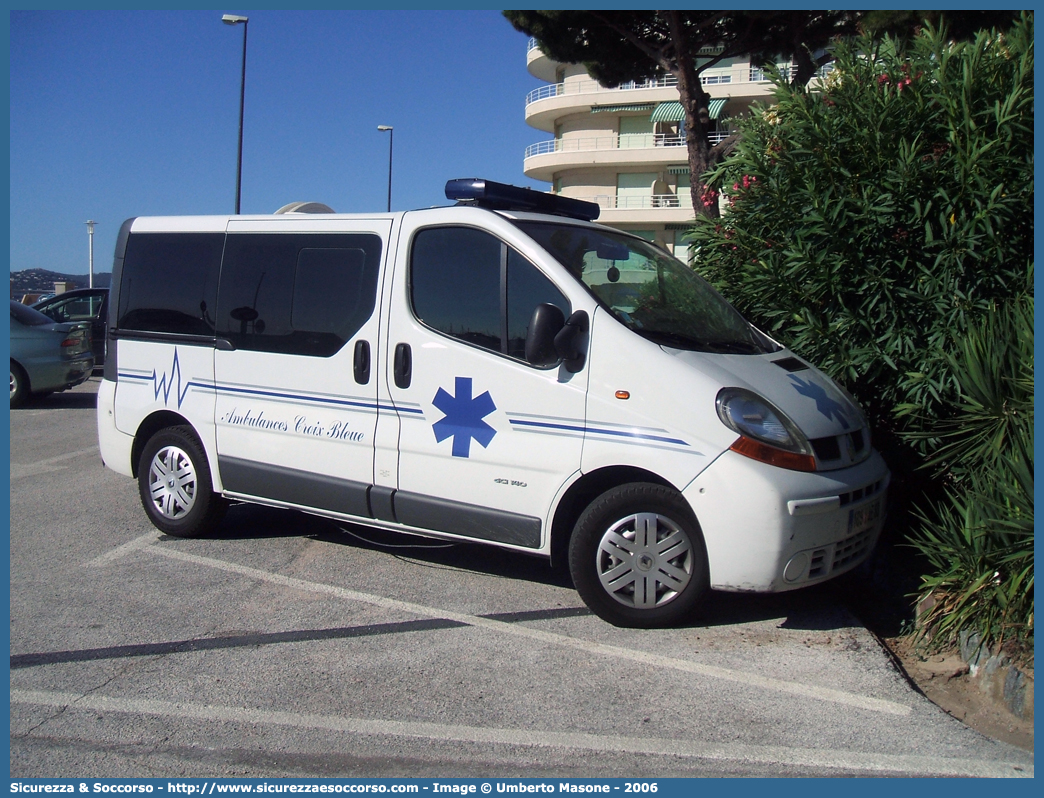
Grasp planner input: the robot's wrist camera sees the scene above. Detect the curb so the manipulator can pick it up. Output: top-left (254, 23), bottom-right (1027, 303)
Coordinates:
top-left (959, 630), bottom-right (1035, 722)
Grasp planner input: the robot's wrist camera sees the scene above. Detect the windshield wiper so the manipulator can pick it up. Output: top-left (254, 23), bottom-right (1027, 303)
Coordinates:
top-left (636, 330), bottom-right (708, 350)
top-left (702, 339), bottom-right (764, 355)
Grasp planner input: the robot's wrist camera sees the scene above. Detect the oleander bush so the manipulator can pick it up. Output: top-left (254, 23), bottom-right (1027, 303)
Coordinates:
top-left (688, 18), bottom-right (1033, 434)
top-left (687, 16), bottom-right (1034, 654)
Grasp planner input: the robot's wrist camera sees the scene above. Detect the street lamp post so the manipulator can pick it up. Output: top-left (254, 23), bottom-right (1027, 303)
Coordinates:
top-left (222, 14), bottom-right (249, 214)
top-left (378, 125), bottom-right (393, 212)
top-left (85, 221), bottom-right (96, 288)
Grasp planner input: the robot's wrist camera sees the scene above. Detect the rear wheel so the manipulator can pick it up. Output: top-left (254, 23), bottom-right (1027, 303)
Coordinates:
top-left (138, 425), bottom-right (226, 537)
top-left (10, 362), bottom-right (29, 407)
top-left (569, 483), bottom-right (708, 628)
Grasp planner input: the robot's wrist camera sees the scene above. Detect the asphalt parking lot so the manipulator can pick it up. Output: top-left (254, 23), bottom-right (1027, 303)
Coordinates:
top-left (9, 377), bottom-right (1034, 778)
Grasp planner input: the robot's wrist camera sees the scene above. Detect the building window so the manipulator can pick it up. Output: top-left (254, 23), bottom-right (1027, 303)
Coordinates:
top-left (616, 173), bottom-right (657, 209)
top-left (619, 116), bottom-right (655, 149)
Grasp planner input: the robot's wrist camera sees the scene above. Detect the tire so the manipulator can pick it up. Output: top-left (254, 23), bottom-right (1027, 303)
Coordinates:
top-left (569, 483), bottom-right (709, 628)
top-left (138, 425), bottom-right (226, 537)
top-left (10, 362), bottom-right (29, 408)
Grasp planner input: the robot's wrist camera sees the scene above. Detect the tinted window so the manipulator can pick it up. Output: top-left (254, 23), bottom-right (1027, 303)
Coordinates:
top-left (515, 221), bottom-right (778, 355)
top-left (411, 226), bottom-right (569, 362)
top-left (37, 294), bottom-right (104, 323)
top-left (218, 233), bottom-right (381, 357)
top-left (411, 227), bottom-right (502, 352)
top-left (118, 233), bottom-right (224, 336)
top-left (506, 248), bottom-right (570, 360)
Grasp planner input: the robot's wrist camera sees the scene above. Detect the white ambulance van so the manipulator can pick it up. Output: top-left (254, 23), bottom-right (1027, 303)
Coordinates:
top-left (97, 178), bottom-right (889, 627)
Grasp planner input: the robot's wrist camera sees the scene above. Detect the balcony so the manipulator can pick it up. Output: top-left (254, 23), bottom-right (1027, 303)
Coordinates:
top-left (525, 75), bottom-right (686, 106)
top-left (523, 132), bottom-right (729, 182)
top-left (524, 69), bottom-right (776, 131)
top-left (526, 37), bottom-right (558, 82)
top-left (581, 194), bottom-right (697, 225)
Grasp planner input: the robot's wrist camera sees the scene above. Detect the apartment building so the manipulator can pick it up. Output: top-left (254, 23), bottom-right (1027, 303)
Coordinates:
top-left (522, 39), bottom-right (789, 258)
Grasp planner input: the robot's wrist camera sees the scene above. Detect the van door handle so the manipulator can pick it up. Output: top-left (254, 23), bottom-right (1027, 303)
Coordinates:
top-left (353, 340), bottom-right (370, 384)
top-left (393, 343), bottom-right (412, 389)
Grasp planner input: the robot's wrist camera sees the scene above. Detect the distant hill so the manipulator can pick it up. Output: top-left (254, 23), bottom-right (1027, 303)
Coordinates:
top-left (10, 269), bottom-right (111, 300)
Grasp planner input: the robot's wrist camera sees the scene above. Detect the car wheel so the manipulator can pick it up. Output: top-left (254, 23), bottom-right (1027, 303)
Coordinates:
top-left (10, 362), bottom-right (29, 408)
top-left (569, 483), bottom-right (708, 628)
top-left (138, 425), bottom-right (226, 537)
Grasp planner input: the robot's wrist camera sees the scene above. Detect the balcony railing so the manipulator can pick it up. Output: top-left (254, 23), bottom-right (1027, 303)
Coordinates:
top-left (526, 75), bottom-right (683, 105)
top-left (525, 65), bottom-right (782, 106)
top-left (581, 194), bottom-right (694, 211)
top-left (525, 132), bottom-right (728, 159)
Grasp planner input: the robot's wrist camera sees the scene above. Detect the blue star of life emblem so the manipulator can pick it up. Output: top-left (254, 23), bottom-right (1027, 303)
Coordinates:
top-left (788, 374), bottom-right (851, 430)
top-left (432, 377), bottom-right (497, 458)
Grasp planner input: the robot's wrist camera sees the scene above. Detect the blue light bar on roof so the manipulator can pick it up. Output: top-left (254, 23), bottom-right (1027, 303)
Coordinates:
top-left (445, 178), bottom-right (600, 221)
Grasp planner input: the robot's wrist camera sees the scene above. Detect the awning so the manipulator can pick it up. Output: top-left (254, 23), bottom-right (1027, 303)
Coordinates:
top-left (590, 103), bottom-right (655, 114)
top-left (651, 98), bottom-right (727, 122)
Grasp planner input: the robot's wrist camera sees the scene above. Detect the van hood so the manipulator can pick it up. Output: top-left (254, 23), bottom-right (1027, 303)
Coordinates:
top-left (663, 348), bottom-right (865, 440)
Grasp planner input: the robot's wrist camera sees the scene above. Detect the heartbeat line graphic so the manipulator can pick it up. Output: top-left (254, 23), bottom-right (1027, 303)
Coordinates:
top-left (152, 349), bottom-right (193, 408)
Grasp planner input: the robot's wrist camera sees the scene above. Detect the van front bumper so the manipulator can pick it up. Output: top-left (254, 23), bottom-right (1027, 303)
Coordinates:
top-left (684, 449), bottom-right (890, 593)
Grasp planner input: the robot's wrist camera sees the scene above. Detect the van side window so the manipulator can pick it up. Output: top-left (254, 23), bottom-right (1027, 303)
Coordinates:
top-left (118, 233), bottom-right (224, 336)
top-left (217, 233), bottom-right (382, 357)
top-left (410, 226), bottom-right (569, 362)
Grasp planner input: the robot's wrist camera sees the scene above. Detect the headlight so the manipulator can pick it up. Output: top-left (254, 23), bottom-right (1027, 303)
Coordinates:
top-left (716, 388), bottom-right (816, 472)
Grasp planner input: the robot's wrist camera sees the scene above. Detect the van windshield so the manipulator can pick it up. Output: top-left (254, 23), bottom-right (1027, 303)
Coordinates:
top-left (513, 221), bottom-right (779, 355)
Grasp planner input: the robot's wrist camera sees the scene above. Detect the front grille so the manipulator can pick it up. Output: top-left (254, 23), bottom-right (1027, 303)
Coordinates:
top-left (839, 478), bottom-right (885, 507)
top-left (850, 429), bottom-right (865, 453)
top-left (811, 436), bottom-right (841, 461)
top-left (811, 428), bottom-right (869, 466)
top-left (807, 527), bottom-right (876, 579)
top-left (833, 528), bottom-right (875, 569)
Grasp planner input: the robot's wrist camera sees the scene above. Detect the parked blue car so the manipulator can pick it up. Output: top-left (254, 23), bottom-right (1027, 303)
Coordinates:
top-left (32, 287), bottom-right (109, 365)
top-left (10, 300), bottom-right (95, 407)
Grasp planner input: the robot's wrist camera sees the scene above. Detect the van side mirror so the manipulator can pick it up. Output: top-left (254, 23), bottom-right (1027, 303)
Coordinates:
top-left (555, 310), bottom-right (589, 373)
top-left (525, 303), bottom-right (565, 368)
top-left (525, 304), bottom-right (589, 373)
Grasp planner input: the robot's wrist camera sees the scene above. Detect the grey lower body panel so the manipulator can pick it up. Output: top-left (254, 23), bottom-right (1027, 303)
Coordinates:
top-left (393, 491), bottom-right (540, 549)
top-left (219, 456), bottom-right (371, 519)
top-left (217, 456), bottom-right (541, 548)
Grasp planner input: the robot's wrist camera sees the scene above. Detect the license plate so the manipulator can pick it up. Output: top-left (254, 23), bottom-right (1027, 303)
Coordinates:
top-left (848, 497), bottom-right (882, 534)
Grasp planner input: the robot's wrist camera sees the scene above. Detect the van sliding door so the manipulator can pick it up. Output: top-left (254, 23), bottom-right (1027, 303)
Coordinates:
top-left (213, 220), bottom-right (391, 517)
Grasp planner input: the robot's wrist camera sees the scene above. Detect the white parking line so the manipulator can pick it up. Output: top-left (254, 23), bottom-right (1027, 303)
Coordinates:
top-left (10, 447), bottom-right (98, 479)
top-left (10, 688), bottom-right (1029, 778)
top-left (82, 531), bottom-right (160, 568)
top-left (130, 542), bottom-right (912, 716)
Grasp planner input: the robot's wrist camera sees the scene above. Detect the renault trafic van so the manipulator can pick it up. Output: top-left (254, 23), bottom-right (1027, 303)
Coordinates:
top-left (97, 178), bottom-right (889, 627)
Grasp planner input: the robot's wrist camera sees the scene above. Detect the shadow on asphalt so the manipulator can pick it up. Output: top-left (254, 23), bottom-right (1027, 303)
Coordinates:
top-left (203, 502), bottom-right (859, 631)
top-left (13, 390), bottom-right (98, 411)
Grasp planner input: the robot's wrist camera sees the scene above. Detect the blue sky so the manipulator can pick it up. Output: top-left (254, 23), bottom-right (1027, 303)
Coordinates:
top-left (9, 9), bottom-right (547, 276)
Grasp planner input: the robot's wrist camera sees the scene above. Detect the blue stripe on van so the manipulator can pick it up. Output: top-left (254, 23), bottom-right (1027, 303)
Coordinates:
top-left (118, 372), bottom-right (425, 416)
top-left (508, 417), bottom-right (689, 447)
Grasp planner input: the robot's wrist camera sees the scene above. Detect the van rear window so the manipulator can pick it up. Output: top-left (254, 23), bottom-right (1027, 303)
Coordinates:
top-left (118, 233), bottom-right (224, 336)
top-left (217, 233), bottom-right (382, 357)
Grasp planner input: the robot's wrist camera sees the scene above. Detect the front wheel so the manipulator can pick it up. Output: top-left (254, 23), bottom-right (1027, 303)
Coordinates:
top-left (138, 425), bottom-right (226, 537)
top-left (569, 483), bottom-right (709, 628)
top-left (10, 362), bottom-right (29, 407)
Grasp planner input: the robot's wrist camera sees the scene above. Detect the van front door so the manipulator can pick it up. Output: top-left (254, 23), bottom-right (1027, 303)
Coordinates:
top-left (378, 213), bottom-right (589, 550)
top-left (213, 220), bottom-right (390, 518)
